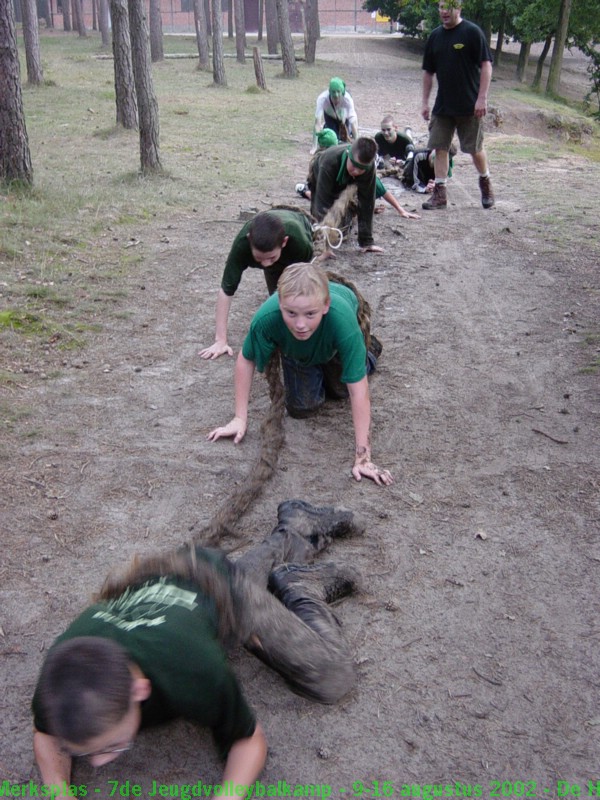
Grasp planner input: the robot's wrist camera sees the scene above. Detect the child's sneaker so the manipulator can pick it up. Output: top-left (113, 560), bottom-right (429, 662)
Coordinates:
top-left (295, 183), bottom-right (309, 199)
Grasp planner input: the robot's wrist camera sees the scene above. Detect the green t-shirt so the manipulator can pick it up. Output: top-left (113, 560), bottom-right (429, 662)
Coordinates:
top-left (31, 575), bottom-right (256, 760)
top-left (242, 282), bottom-right (367, 384)
top-left (221, 210), bottom-right (314, 296)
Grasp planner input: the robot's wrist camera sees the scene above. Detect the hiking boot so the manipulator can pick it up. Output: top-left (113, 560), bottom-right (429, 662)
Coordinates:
top-left (422, 182), bottom-right (447, 210)
top-left (369, 333), bottom-right (383, 360)
top-left (269, 562), bottom-right (362, 605)
top-left (479, 175), bottom-right (495, 209)
top-left (276, 499), bottom-right (366, 548)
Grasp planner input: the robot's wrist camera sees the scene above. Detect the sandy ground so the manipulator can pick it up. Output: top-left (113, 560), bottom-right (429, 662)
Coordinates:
top-left (1, 36), bottom-right (600, 796)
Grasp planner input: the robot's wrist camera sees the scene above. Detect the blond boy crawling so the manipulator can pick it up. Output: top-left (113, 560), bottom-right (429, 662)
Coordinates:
top-left (208, 262), bottom-right (393, 487)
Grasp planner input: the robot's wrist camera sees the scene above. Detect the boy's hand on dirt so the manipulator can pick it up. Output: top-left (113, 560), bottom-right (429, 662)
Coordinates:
top-left (401, 210), bottom-right (421, 220)
top-left (207, 417), bottom-right (247, 444)
top-left (360, 245), bottom-right (384, 254)
top-left (352, 459), bottom-right (394, 486)
top-left (199, 342), bottom-right (233, 360)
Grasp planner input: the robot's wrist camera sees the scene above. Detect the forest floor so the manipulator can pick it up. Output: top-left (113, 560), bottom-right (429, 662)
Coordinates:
top-left (1, 35), bottom-right (600, 795)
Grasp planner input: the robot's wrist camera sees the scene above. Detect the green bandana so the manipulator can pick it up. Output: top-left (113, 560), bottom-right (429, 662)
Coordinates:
top-left (349, 151), bottom-right (373, 171)
top-left (317, 129), bottom-right (339, 148)
top-left (329, 77), bottom-right (345, 95)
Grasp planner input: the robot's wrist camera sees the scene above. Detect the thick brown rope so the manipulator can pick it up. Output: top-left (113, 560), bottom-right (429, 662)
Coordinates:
top-left (195, 350), bottom-right (286, 546)
top-left (94, 352), bottom-right (286, 629)
top-left (326, 270), bottom-right (373, 351)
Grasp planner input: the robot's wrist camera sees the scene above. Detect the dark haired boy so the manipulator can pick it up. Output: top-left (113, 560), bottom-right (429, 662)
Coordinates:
top-left (199, 209), bottom-right (314, 360)
top-left (309, 138), bottom-right (382, 253)
top-left (32, 501), bottom-right (364, 786)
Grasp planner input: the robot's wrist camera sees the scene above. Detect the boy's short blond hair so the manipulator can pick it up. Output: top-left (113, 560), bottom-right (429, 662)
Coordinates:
top-left (380, 114), bottom-right (395, 128)
top-left (277, 262), bottom-right (330, 304)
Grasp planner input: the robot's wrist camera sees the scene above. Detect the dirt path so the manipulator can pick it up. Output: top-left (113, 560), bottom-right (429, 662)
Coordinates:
top-left (2, 36), bottom-right (600, 793)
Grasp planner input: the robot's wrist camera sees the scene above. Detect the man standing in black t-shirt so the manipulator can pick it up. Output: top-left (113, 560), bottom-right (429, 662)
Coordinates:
top-left (421, 1), bottom-right (495, 210)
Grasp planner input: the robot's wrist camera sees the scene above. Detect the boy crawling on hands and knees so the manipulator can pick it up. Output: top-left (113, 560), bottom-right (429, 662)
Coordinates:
top-left (208, 262), bottom-right (393, 487)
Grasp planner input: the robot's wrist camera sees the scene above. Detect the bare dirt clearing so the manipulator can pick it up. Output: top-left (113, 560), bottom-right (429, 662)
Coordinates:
top-left (1, 35), bottom-right (600, 793)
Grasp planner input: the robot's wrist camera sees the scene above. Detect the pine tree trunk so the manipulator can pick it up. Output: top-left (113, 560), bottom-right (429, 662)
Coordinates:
top-left (275, 0), bottom-right (297, 78)
top-left (128, 0), bottom-right (161, 172)
top-left (257, 0), bottom-right (263, 41)
top-left (21, 0), bottom-right (44, 85)
top-left (304, 0), bottom-right (318, 64)
top-left (532, 34), bottom-right (552, 90)
top-left (234, 0), bottom-right (245, 63)
top-left (149, 0), bottom-right (164, 61)
top-left (204, 0), bottom-right (211, 36)
top-left (211, 0), bottom-right (227, 86)
top-left (265, 0), bottom-right (278, 54)
top-left (253, 46), bottom-right (267, 89)
top-left (72, 0), bottom-right (87, 37)
top-left (109, 0), bottom-right (138, 128)
top-left (98, 0), bottom-right (110, 47)
top-left (547, 0), bottom-right (572, 96)
top-left (494, 8), bottom-right (506, 67)
top-left (516, 41), bottom-right (531, 83)
top-left (193, 0), bottom-right (210, 70)
top-left (40, 0), bottom-right (53, 28)
top-left (62, 0), bottom-right (72, 31)
top-left (0, 0), bottom-right (34, 185)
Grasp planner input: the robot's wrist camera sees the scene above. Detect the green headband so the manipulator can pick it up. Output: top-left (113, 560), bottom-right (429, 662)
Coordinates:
top-left (349, 150), bottom-right (373, 171)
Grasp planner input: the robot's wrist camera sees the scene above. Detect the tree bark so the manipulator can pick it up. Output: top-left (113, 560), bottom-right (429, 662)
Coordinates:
top-left (275, 0), bottom-right (297, 78)
top-left (265, 0), bottom-right (278, 54)
top-left (98, 0), bottom-right (111, 47)
top-left (0, 0), bottom-right (34, 185)
top-left (211, 0), bottom-right (227, 86)
top-left (128, 0), bottom-right (161, 172)
top-left (253, 45), bottom-right (267, 89)
top-left (494, 7), bottom-right (506, 67)
top-left (234, 0), bottom-right (245, 62)
top-left (516, 41), bottom-right (531, 83)
top-left (227, 0), bottom-right (233, 37)
top-left (303, 0), bottom-right (318, 65)
top-left (109, 0), bottom-right (138, 128)
top-left (72, 0), bottom-right (87, 37)
top-left (21, 0), bottom-right (44, 85)
top-left (62, 0), bottom-right (72, 31)
top-left (532, 34), bottom-right (552, 90)
top-left (257, 0), bottom-right (263, 41)
top-left (193, 0), bottom-right (210, 70)
top-left (204, 0), bottom-right (211, 35)
top-left (40, 0), bottom-right (53, 28)
top-left (149, 0), bottom-right (164, 62)
top-left (547, 0), bottom-right (572, 96)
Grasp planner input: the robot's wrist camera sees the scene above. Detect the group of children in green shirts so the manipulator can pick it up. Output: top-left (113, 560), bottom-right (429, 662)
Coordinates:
top-left (30, 196), bottom-right (393, 790)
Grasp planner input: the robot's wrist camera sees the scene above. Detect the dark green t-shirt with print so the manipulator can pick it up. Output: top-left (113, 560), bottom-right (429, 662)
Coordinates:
top-left (32, 575), bottom-right (255, 760)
